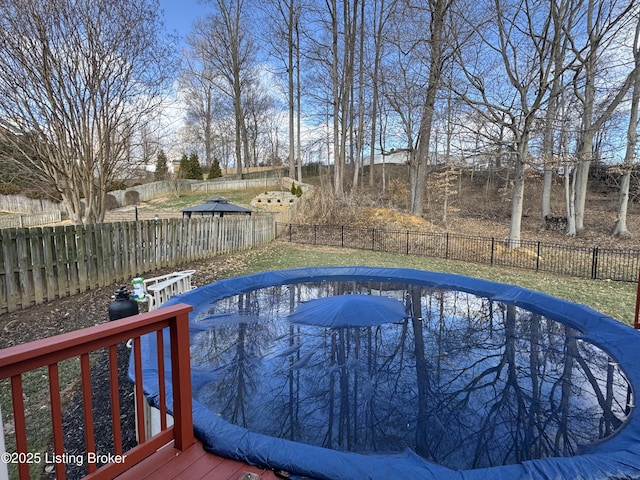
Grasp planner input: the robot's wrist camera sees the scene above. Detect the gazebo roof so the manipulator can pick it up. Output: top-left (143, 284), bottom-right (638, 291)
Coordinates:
top-left (182, 197), bottom-right (251, 215)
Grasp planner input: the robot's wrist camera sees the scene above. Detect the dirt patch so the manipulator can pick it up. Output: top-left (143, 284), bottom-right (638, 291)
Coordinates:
top-left (357, 208), bottom-right (442, 232)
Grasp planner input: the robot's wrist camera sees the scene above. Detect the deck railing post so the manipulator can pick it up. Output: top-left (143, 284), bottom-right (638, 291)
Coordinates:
top-left (168, 308), bottom-right (195, 450)
top-left (0, 404), bottom-right (7, 480)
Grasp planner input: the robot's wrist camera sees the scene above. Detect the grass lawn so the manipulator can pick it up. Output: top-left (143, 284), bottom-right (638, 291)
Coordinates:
top-left (144, 187), bottom-right (282, 211)
top-left (1, 241), bottom-right (636, 479)
top-left (210, 242), bottom-right (638, 326)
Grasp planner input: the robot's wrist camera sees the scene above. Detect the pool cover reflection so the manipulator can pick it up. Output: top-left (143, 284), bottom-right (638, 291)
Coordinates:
top-left (190, 281), bottom-right (630, 470)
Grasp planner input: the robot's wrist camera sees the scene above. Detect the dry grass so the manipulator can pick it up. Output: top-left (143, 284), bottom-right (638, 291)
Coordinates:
top-left (298, 168), bottom-right (640, 250)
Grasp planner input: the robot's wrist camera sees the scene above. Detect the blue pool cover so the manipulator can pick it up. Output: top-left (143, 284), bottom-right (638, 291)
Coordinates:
top-left (131, 266), bottom-right (640, 480)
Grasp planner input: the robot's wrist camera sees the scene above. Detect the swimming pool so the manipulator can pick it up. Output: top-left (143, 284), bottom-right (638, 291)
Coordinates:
top-left (136, 267), bottom-right (640, 480)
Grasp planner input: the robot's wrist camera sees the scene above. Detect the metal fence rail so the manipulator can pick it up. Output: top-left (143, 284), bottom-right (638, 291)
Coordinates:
top-left (275, 223), bottom-right (640, 282)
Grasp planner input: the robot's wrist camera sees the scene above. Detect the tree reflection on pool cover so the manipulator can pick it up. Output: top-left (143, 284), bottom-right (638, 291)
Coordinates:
top-left (189, 281), bottom-right (631, 470)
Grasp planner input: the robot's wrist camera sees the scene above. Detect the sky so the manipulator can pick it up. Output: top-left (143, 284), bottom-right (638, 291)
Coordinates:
top-left (158, 0), bottom-right (209, 44)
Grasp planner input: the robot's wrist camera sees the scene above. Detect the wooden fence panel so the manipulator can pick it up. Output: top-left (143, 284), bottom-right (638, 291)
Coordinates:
top-left (0, 216), bottom-right (275, 314)
top-left (42, 227), bottom-right (57, 302)
top-left (0, 232), bottom-right (6, 310)
top-left (83, 223), bottom-right (98, 289)
top-left (75, 225), bottom-right (88, 291)
top-left (15, 229), bottom-right (30, 309)
top-left (29, 228), bottom-right (44, 306)
top-left (2, 229), bottom-right (18, 311)
top-left (53, 227), bottom-right (68, 298)
top-left (65, 226), bottom-right (80, 295)
top-left (0, 195), bottom-right (61, 214)
top-left (97, 223), bottom-right (111, 287)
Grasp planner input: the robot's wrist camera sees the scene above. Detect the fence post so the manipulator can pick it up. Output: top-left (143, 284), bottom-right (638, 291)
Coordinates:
top-left (591, 246), bottom-right (599, 280)
top-left (635, 265), bottom-right (640, 329)
top-left (406, 231), bottom-right (410, 255)
top-left (372, 228), bottom-right (375, 251)
top-left (314, 224), bottom-right (317, 245)
top-left (341, 225), bottom-right (344, 248)
top-left (490, 238), bottom-right (494, 265)
top-left (445, 233), bottom-right (449, 259)
top-left (289, 223), bottom-right (292, 242)
top-left (536, 242), bottom-right (541, 271)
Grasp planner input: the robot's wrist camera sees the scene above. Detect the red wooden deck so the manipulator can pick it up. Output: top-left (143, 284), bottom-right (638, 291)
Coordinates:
top-left (0, 304), bottom-right (287, 480)
top-left (115, 439), bottom-right (281, 480)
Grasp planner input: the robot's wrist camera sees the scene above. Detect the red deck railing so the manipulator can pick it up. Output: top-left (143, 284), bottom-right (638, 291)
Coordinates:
top-left (0, 303), bottom-right (194, 480)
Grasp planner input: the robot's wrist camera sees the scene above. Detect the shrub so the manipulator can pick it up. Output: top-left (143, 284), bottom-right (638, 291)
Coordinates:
top-left (107, 180), bottom-right (127, 192)
top-left (105, 194), bottom-right (119, 210)
top-left (124, 190), bottom-right (140, 206)
top-left (0, 182), bottom-right (20, 195)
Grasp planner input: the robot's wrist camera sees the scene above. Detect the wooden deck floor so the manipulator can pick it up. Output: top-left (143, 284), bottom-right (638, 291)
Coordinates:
top-left (115, 440), bottom-right (281, 480)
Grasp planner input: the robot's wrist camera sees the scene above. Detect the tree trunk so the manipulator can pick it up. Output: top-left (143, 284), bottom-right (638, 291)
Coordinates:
top-left (541, 0), bottom-right (571, 223)
top-left (288, 0), bottom-right (295, 179)
top-left (330, 0), bottom-right (343, 195)
top-left (296, 16), bottom-right (303, 183)
top-left (572, 0), bottom-right (637, 233)
top-left (508, 145), bottom-right (526, 247)
top-left (564, 163), bottom-right (577, 236)
top-left (614, 170), bottom-right (632, 237)
top-left (410, 0), bottom-right (448, 216)
top-left (368, 0), bottom-right (383, 189)
top-left (352, 0), bottom-right (365, 190)
top-left (613, 16), bottom-right (640, 238)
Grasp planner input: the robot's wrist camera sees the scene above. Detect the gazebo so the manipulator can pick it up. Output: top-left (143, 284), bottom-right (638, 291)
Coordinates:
top-left (182, 197), bottom-right (252, 219)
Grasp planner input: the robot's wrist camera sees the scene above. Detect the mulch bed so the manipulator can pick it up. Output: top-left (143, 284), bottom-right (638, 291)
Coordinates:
top-left (0, 258), bottom-right (230, 480)
top-left (43, 342), bottom-right (137, 480)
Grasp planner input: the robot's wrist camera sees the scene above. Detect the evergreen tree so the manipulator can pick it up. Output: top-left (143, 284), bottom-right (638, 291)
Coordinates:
top-left (188, 152), bottom-right (203, 180)
top-left (179, 152), bottom-right (203, 180)
top-left (208, 157), bottom-right (223, 179)
top-left (154, 149), bottom-right (169, 181)
top-left (178, 153), bottom-right (189, 178)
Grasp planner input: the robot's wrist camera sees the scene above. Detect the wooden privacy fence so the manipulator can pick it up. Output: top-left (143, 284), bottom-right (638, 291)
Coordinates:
top-left (0, 215), bottom-right (275, 314)
top-left (0, 195), bottom-right (62, 214)
top-left (0, 212), bottom-right (62, 229)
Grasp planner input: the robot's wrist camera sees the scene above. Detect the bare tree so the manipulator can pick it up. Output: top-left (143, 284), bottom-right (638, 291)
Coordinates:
top-left (194, 0), bottom-right (258, 178)
top-left (613, 14), bottom-right (640, 238)
top-left (569, 0), bottom-right (638, 234)
top-left (307, 0), bottom-right (363, 195)
top-left (0, 0), bottom-right (174, 223)
top-left (541, 0), bottom-right (580, 225)
top-left (180, 51), bottom-right (219, 168)
top-left (244, 80), bottom-right (278, 166)
top-left (454, 0), bottom-right (563, 245)
top-left (410, 0), bottom-right (456, 216)
top-left (368, 0), bottom-right (399, 187)
top-left (261, 0), bottom-right (305, 180)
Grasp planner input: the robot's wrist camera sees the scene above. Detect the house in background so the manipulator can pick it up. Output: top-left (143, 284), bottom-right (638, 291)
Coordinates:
top-left (182, 197), bottom-right (252, 219)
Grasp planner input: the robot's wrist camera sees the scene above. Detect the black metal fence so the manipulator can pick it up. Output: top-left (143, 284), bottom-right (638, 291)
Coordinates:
top-left (275, 223), bottom-right (640, 283)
